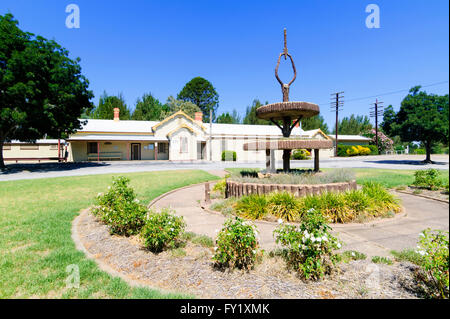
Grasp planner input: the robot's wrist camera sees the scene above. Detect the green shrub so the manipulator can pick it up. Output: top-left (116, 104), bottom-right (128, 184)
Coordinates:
top-left (412, 169), bottom-right (444, 190)
top-left (415, 229), bottom-right (449, 299)
top-left (212, 179), bottom-right (226, 196)
top-left (292, 149), bottom-right (311, 160)
top-left (367, 145), bottom-right (379, 155)
top-left (371, 256), bottom-right (393, 265)
top-left (337, 145), bottom-right (375, 157)
top-left (267, 192), bottom-right (300, 221)
top-left (221, 150), bottom-right (236, 161)
top-left (92, 176), bottom-right (147, 236)
top-left (415, 148), bottom-right (426, 155)
top-left (301, 191), bottom-right (352, 223)
top-left (140, 209), bottom-right (186, 253)
top-left (340, 250), bottom-right (367, 262)
top-left (213, 217), bottom-right (260, 270)
top-left (273, 209), bottom-right (341, 280)
top-left (391, 249), bottom-right (425, 265)
top-left (235, 194), bottom-right (268, 220)
top-left (361, 181), bottom-right (401, 215)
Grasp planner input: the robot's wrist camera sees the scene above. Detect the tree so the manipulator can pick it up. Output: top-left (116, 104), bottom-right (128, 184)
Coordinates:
top-left (89, 92), bottom-right (130, 120)
top-left (332, 114), bottom-right (372, 135)
top-left (386, 86), bottom-right (449, 163)
top-left (216, 109), bottom-right (241, 124)
top-left (131, 93), bottom-right (168, 121)
top-left (0, 14), bottom-right (93, 168)
top-left (161, 96), bottom-right (201, 119)
top-left (177, 77), bottom-right (218, 122)
top-left (242, 99), bottom-right (272, 125)
top-left (381, 105), bottom-right (396, 135)
top-left (301, 115), bottom-right (329, 134)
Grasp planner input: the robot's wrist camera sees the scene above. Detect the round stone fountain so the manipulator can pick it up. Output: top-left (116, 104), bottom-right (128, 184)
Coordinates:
top-left (243, 29), bottom-right (333, 173)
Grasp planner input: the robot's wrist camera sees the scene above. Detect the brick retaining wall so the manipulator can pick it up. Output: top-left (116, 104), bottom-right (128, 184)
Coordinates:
top-left (225, 180), bottom-right (357, 198)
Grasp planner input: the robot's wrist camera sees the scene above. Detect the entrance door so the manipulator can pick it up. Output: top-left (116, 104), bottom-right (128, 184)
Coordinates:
top-left (197, 142), bottom-right (206, 160)
top-left (131, 143), bottom-right (141, 160)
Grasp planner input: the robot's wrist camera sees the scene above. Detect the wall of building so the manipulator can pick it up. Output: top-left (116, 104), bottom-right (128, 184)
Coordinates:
top-left (3, 143), bottom-right (60, 162)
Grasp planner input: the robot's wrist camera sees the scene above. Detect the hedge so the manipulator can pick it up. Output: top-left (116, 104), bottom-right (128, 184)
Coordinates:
top-left (222, 150), bottom-right (237, 161)
top-left (337, 144), bottom-right (378, 157)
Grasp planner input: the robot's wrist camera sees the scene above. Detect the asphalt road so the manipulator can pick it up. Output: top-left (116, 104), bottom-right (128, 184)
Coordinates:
top-left (1, 154), bottom-right (448, 181)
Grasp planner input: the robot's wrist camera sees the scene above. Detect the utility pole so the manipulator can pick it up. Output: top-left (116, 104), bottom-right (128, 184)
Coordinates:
top-left (330, 92), bottom-right (344, 157)
top-left (209, 108), bottom-right (212, 161)
top-left (370, 98), bottom-right (384, 153)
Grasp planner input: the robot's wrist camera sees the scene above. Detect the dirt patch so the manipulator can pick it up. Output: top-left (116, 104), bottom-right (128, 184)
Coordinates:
top-left (73, 209), bottom-right (420, 299)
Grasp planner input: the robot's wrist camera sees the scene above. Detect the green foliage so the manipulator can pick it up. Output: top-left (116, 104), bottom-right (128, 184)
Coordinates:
top-left (361, 181), bottom-right (401, 215)
top-left (415, 229), bottom-right (449, 299)
top-left (337, 145), bottom-right (377, 157)
top-left (216, 110), bottom-right (241, 124)
top-left (221, 150), bottom-right (236, 161)
top-left (212, 179), bottom-right (226, 196)
top-left (242, 99), bottom-right (272, 125)
top-left (90, 92), bottom-right (131, 120)
top-left (412, 169), bottom-right (444, 190)
top-left (161, 96), bottom-right (201, 119)
top-left (391, 249), bottom-right (425, 266)
top-left (384, 86), bottom-right (449, 162)
top-left (140, 208), bottom-right (186, 253)
top-left (267, 192), bottom-right (300, 221)
top-left (291, 149), bottom-right (311, 160)
top-left (273, 209), bottom-right (341, 280)
top-left (131, 93), bottom-right (168, 121)
top-left (0, 13), bottom-right (93, 168)
top-left (301, 115), bottom-right (329, 134)
top-left (371, 256), bottom-right (393, 265)
top-left (177, 77), bottom-right (218, 122)
top-left (213, 217), bottom-right (260, 270)
top-left (332, 114), bottom-right (372, 135)
top-left (92, 176), bottom-right (147, 236)
top-left (235, 194), bottom-right (268, 220)
top-left (340, 250), bottom-right (367, 262)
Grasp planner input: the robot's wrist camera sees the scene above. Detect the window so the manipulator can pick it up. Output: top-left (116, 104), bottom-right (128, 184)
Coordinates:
top-left (180, 137), bottom-right (188, 153)
top-left (158, 143), bottom-right (167, 153)
top-left (87, 142), bottom-right (98, 154)
top-left (20, 144), bottom-right (39, 150)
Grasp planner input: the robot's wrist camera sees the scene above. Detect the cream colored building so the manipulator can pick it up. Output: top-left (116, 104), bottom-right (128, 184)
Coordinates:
top-left (4, 109), bottom-right (370, 164)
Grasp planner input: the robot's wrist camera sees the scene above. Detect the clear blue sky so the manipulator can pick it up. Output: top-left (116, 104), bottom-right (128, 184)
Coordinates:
top-left (1, 0), bottom-right (448, 128)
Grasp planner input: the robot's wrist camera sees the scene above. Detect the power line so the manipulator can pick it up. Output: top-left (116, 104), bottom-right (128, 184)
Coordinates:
top-left (330, 92), bottom-right (344, 157)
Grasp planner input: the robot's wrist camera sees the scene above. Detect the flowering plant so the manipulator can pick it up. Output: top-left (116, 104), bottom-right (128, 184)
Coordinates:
top-left (140, 208), bottom-right (186, 253)
top-left (92, 176), bottom-right (147, 236)
top-left (273, 208), bottom-right (341, 280)
top-left (213, 216), bottom-right (260, 270)
top-left (415, 229), bottom-right (449, 298)
top-left (363, 129), bottom-right (394, 152)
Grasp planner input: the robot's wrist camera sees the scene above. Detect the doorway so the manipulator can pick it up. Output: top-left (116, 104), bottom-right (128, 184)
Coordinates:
top-left (131, 143), bottom-right (141, 160)
top-left (197, 141), bottom-right (206, 160)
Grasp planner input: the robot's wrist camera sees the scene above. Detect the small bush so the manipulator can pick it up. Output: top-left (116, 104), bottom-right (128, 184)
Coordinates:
top-left (92, 176), bottom-right (147, 236)
top-left (362, 181), bottom-right (401, 215)
top-left (371, 256), bottom-right (393, 265)
top-left (340, 250), bottom-right (367, 262)
top-left (292, 149), bottom-right (311, 160)
top-left (234, 194), bottom-right (268, 220)
top-left (415, 229), bottom-right (449, 299)
top-left (391, 249), bottom-right (425, 265)
top-left (212, 179), bottom-right (226, 196)
top-left (140, 209), bottom-right (186, 253)
top-left (273, 209), bottom-right (341, 280)
top-left (267, 192), bottom-right (300, 221)
top-left (213, 217), bottom-right (260, 270)
top-left (221, 150), bottom-right (236, 161)
top-left (415, 148), bottom-right (426, 155)
top-left (337, 144), bottom-right (376, 157)
top-left (412, 169), bottom-right (444, 190)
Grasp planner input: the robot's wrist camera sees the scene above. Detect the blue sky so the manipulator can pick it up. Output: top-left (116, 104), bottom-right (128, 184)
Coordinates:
top-left (1, 0), bottom-right (448, 128)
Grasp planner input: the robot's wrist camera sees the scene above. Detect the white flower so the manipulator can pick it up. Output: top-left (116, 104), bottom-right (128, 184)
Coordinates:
top-left (214, 247), bottom-right (218, 251)
top-left (316, 237), bottom-right (322, 243)
top-left (304, 233), bottom-right (310, 239)
top-left (337, 243), bottom-right (342, 249)
top-left (311, 236), bottom-right (315, 242)
top-left (351, 252), bottom-right (356, 257)
top-left (215, 229), bottom-right (219, 233)
top-left (277, 219), bottom-right (283, 224)
top-left (322, 236), bottom-right (328, 242)
top-left (419, 232), bottom-right (425, 238)
top-left (416, 250), bottom-right (426, 256)
top-left (252, 250), bottom-right (256, 254)
top-left (170, 228), bottom-right (174, 232)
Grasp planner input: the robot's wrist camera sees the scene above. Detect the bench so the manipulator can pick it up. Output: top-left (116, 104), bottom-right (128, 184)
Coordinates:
top-left (87, 152), bottom-right (122, 161)
top-left (4, 157), bottom-right (63, 163)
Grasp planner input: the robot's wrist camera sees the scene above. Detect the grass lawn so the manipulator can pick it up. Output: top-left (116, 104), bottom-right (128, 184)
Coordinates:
top-left (0, 170), bottom-right (218, 298)
top-left (225, 167), bottom-right (449, 188)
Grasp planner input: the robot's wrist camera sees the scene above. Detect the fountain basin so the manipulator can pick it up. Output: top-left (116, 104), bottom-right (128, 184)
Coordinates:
top-left (243, 139), bottom-right (333, 151)
top-left (256, 101), bottom-right (319, 120)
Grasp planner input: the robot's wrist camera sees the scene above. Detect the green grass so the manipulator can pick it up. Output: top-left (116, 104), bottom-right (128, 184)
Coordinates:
top-left (391, 249), bottom-right (425, 266)
top-left (0, 170), bottom-right (218, 298)
top-left (225, 168), bottom-right (449, 189)
top-left (339, 250), bottom-right (367, 263)
top-left (371, 256), bottom-right (394, 265)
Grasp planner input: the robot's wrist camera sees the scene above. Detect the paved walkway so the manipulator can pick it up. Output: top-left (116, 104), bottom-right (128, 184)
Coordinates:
top-left (1, 154), bottom-right (448, 181)
top-left (150, 180), bottom-right (449, 257)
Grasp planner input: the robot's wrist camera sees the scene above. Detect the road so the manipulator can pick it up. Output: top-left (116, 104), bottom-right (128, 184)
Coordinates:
top-left (1, 154), bottom-right (448, 181)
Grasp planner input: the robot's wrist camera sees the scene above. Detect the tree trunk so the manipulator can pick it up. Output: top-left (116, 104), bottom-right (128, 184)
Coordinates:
top-left (424, 142), bottom-right (433, 164)
top-left (0, 138), bottom-right (5, 170)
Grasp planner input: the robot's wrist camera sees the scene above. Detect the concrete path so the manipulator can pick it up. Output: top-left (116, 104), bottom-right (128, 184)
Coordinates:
top-left (1, 154), bottom-right (448, 181)
top-left (150, 182), bottom-right (449, 257)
